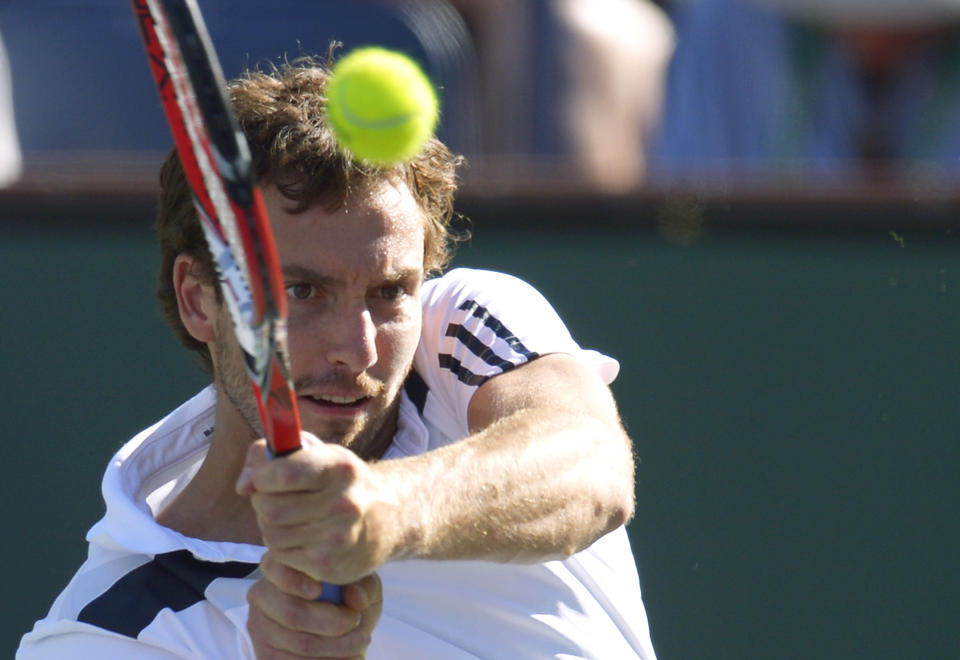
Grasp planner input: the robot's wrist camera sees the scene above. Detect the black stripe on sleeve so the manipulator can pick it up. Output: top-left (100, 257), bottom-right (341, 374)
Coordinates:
top-left (438, 353), bottom-right (513, 387)
top-left (444, 323), bottom-right (517, 370)
top-left (77, 550), bottom-right (258, 639)
top-left (456, 300), bottom-right (539, 360)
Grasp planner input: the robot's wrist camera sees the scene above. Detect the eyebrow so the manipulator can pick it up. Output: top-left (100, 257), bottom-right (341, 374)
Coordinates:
top-left (281, 264), bottom-right (336, 284)
top-left (281, 264), bottom-right (424, 284)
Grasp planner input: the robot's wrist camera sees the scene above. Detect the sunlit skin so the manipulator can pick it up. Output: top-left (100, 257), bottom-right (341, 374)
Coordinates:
top-left (157, 179), bottom-right (427, 549)
top-left (153, 180), bottom-right (426, 656)
top-left (158, 176), bottom-right (635, 654)
top-left (213, 180), bottom-right (426, 461)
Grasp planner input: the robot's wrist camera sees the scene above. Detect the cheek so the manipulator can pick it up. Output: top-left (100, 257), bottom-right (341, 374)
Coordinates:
top-left (283, 318), bottom-right (310, 362)
top-left (375, 306), bottom-right (422, 373)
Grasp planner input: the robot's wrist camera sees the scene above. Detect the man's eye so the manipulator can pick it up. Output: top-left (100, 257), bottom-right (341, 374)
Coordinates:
top-left (379, 285), bottom-right (404, 301)
top-left (286, 283), bottom-right (314, 300)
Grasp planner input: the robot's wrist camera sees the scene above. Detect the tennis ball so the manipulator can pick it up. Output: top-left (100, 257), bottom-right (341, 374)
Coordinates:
top-left (326, 47), bottom-right (439, 165)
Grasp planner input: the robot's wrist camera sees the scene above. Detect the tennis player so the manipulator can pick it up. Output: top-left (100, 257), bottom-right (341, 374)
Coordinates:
top-left (18, 57), bottom-right (657, 659)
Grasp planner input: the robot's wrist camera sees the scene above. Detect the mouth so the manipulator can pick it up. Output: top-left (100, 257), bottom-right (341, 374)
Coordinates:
top-left (298, 393), bottom-right (373, 415)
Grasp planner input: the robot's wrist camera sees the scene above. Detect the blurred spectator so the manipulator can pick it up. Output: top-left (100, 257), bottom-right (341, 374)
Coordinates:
top-left (0, 27), bottom-right (21, 188)
top-left (449, 0), bottom-right (675, 192)
top-left (648, 0), bottom-right (960, 184)
top-left (1, 0), bottom-right (676, 193)
top-left (0, 0), bottom-right (474, 161)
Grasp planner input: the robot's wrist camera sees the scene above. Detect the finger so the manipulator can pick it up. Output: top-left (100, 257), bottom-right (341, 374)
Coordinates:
top-left (261, 550), bottom-right (356, 603)
top-left (254, 501), bottom-right (356, 558)
top-left (344, 574), bottom-right (383, 656)
top-left (236, 439), bottom-right (270, 494)
top-left (249, 444), bottom-right (357, 495)
top-left (251, 490), bottom-right (345, 528)
top-left (248, 576), bottom-right (361, 637)
top-left (260, 551), bottom-right (328, 600)
top-left (343, 572), bottom-right (383, 612)
top-left (299, 431), bottom-right (323, 450)
top-left (247, 595), bottom-right (369, 659)
top-left (258, 521), bottom-right (341, 556)
top-left (268, 545), bottom-right (353, 585)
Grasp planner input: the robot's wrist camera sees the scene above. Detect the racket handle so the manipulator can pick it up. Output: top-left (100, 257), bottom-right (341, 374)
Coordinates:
top-left (317, 583), bottom-right (343, 604)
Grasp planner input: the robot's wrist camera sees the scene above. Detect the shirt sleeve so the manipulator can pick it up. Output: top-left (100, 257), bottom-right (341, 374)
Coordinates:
top-left (414, 268), bottom-right (619, 442)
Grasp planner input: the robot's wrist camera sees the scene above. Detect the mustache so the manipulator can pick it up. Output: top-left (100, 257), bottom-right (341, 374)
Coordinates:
top-left (294, 371), bottom-right (385, 398)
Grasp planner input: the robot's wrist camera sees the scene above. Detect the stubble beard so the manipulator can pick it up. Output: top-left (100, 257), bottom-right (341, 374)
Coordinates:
top-left (213, 325), bottom-right (267, 441)
top-left (292, 367), bottom-right (405, 460)
top-left (213, 318), bottom-right (410, 459)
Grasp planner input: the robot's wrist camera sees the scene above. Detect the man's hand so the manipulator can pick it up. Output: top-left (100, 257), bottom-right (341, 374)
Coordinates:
top-left (236, 354), bottom-right (634, 582)
top-left (236, 434), bottom-right (404, 586)
top-left (247, 571), bottom-right (382, 659)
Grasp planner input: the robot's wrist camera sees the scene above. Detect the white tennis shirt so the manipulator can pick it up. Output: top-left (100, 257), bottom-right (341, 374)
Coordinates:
top-left (18, 268), bottom-right (656, 659)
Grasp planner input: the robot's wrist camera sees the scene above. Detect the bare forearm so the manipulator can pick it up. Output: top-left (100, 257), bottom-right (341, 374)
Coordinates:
top-left (240, 355), bottom-right (638, 585)
top-left (379, 408), bottom-right (635, 564)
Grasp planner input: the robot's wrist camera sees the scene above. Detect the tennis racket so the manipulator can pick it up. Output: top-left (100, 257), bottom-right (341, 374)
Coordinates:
top-left (132, 0), bottom-right (342, 604)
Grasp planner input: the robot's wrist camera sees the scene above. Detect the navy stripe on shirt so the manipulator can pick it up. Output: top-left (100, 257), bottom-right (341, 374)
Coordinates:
top-left (77, 550), bottom-right (257, 638)
top-left (437, 300), bottom-right (538, 385)
top-left (444, 323), bottom-right (518, 371)
top-left (456, 300), bottom-right (538, 360)
top-left (403, 368), bottom-right (429, 415)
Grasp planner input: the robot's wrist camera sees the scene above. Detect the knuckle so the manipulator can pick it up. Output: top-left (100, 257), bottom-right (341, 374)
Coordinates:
top-left (279, 460), bottom-right (302, 484)
top-left (364, 572), bottom-right (384, 602)
top-left (334, 495), bottom-right (361, 517)
top-left (333, 458), bottom-right (358, 481)
top-left (259, 554), bottom-right (280, 581)
top-left (327, 529), bottom-right (348, 548)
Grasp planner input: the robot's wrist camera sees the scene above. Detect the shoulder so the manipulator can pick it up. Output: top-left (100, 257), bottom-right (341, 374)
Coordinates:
top-left (418, 267), bottom-right (574, 356)
top-left (410, 268), bottom-right (587, 443)
top-left (420, 268), bottom-right (565, 332)
top-left (422, 267), bottom-right (547, 306)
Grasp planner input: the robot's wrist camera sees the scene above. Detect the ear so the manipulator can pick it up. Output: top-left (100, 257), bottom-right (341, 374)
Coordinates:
top-left (173, 254), bottom-right (218, 344)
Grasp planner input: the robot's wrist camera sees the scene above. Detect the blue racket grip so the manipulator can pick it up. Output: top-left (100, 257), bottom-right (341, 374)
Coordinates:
top-left (317, 583), bottom-right (342, 603)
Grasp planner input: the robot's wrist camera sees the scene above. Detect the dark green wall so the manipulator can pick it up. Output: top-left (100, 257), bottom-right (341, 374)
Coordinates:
top-left (3, 193), bottom-right (958, 658)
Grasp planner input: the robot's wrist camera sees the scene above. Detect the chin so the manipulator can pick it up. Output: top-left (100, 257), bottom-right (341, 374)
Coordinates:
top-left (321, 402), bottom-right (398, 459)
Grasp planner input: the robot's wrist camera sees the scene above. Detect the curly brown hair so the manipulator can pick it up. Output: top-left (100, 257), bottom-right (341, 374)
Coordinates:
top-left (156, 54), bottom-right (464, 371)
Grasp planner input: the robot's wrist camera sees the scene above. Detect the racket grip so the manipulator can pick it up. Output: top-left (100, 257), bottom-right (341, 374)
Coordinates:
top-left (317, 583), bottom-right (343, 604)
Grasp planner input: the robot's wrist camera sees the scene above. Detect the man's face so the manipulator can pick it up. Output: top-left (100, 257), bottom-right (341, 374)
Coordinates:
top-left (214, 179), bottom-right (425, 459)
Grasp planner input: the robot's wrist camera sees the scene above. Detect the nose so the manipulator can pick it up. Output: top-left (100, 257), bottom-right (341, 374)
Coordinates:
top-left (325, 302), bottom-right (378, 373)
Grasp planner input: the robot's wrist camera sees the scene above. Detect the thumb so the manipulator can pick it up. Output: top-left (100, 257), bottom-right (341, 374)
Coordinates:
top-left (235, 438), bottom-right (270, 494)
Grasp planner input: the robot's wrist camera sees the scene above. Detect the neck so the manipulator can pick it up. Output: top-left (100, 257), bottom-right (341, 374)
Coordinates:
top-left (354, 398), bottom-right (401, 461)
top-left (155, 394), bottom-right (262, 545)
top-left (155, 388), bottom-right (403, 542)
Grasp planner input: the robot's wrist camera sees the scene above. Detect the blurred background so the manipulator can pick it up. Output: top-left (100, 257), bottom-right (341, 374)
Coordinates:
top-left (2, 0), bottom-right (959, 657)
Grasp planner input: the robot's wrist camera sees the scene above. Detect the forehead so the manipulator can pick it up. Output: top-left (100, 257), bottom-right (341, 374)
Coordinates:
top-left (265, 180), bottom-right (426, 274)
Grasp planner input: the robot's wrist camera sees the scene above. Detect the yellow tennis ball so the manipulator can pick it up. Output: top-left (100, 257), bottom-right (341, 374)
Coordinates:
top-left (326, 47), bottom-right (439, 165)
